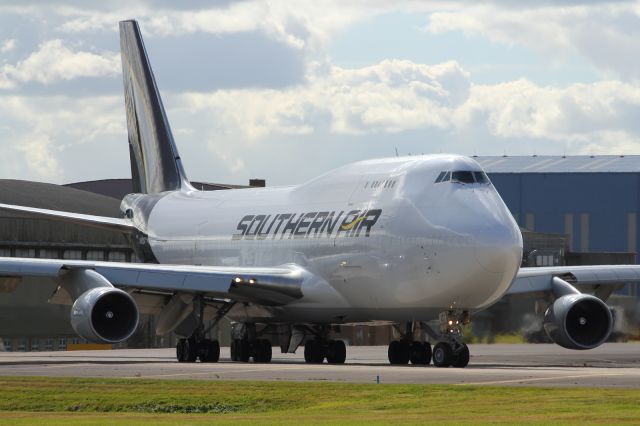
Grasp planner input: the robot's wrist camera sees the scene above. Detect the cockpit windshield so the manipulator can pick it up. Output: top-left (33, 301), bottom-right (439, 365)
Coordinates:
top-left (434, 170), bottom-right (491, 185)
top-left (451, 171), bottom-right (475, 183)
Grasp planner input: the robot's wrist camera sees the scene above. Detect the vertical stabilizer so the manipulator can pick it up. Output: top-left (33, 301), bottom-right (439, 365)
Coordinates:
top-left (119, 20), bottom-right (191, 194)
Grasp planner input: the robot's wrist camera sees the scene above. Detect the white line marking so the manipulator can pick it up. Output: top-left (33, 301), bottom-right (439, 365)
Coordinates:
top-left (461, 372), bottom-right (627, 386)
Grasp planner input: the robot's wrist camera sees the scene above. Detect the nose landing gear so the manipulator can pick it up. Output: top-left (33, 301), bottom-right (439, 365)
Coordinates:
top-left (387, 311), bottom-right (471, 368)
top-left (423, 310), bottom-right (471, 368)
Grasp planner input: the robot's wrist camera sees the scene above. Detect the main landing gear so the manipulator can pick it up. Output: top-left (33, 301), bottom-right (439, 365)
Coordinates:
top-left (387, 311), bottom-right (471, 368)
top-left (388, 323), bottom-right (432, 365)
top-left (229, 322), bottom-right (273, 363)
top-left (175, 299), bottom-right (235, 363)
top-left (176, 328), bottom-right (220, 363)
top-left (303, 326), bottom-right (347, 364)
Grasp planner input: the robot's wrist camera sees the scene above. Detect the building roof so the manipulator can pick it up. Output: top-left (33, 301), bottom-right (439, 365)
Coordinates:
top-left (474, 155), bottom-right (640, 173)
top-left (65, 179), bottom-right (251, 200)
top-left (0, 179), bottom-right (121, 217)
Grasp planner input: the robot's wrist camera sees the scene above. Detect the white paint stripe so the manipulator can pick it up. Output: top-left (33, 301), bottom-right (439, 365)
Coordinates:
top-left (461, 372), bottom-right (626, 386)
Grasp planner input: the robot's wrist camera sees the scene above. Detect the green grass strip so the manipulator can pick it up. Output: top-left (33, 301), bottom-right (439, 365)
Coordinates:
top-left (0, 376), bottom-right (639, 424)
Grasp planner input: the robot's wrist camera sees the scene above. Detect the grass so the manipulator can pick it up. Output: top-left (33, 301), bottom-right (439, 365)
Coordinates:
top-left (0, 376), bottom-right (639, 424)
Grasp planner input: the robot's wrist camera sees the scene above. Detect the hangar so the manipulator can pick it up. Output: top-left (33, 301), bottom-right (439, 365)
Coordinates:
top-left (0, 179), bottom-right (257, 352)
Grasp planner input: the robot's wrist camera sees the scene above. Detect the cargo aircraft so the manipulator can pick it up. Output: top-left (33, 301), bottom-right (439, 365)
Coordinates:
top-left (1, 20), bottom-right (638, 367)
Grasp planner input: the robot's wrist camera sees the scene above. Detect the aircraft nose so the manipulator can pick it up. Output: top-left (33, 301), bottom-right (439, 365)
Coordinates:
top-left (474, 218), bottom-right (522, 273)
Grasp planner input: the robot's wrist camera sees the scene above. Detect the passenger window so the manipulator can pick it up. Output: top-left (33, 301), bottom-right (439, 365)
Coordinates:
top-left (451, 171), bottom-right (475, 184)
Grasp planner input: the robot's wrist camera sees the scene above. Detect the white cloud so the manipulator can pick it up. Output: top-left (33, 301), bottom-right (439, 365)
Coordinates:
top-left (0, 39), bottom-right (120, 89)
top-left (0, 94), bottom-right (126, 181)
top-left (166, 59), bottom-right (640, 162)
top-left (426, 3), bottom-right (640, 80)
top-left (0, 39), bottom-right (16, 53)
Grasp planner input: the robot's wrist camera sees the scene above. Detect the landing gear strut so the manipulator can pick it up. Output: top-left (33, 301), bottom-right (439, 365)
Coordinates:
top-left (303, 326), bottom-right (346, 364)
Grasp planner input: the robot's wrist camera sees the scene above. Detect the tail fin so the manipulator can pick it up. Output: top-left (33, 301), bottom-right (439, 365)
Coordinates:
top-left (119, 20), bottom-right (192, 194)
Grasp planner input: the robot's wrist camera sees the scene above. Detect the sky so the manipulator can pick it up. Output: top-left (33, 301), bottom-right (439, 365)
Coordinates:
top-left (1, 1), bottom-right (640, 186)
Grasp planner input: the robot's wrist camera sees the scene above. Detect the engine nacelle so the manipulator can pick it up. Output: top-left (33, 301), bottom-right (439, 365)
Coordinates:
top-left (70, 285), bottom-right (139, 344)
top-left (543, 293), bottom-right (613, 350)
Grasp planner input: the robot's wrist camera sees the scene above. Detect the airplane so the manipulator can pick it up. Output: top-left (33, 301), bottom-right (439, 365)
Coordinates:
top-left (1, 19), bottom-right (638, 368)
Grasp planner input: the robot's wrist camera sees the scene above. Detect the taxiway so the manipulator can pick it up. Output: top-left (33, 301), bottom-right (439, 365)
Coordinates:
top-left (0, 343), bottom-right (638, 387)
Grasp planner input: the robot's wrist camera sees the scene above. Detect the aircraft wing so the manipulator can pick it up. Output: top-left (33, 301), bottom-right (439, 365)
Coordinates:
top-left (509, 265), bottom-right (640, 296)
top-left (0, 257), bottom-right (305, 306)
top-left (0, 202), bottom-right (135, 233)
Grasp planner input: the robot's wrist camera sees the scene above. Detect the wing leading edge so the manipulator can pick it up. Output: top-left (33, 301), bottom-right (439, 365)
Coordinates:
top-left (0, 257), bottom-right (306, 306)
top-left (509, 264), bottom-right (640, 295)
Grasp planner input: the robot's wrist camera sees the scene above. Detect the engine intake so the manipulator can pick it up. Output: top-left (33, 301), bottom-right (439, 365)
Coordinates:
top-left (543, 293), bottom-right (613, 350)
top-left (59, 269), bottom-right (139, 344)
top-left (71, 286), bottom-right (139, 343)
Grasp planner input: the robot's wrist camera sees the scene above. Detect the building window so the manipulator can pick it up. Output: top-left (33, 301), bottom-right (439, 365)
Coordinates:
top-left (107, 251), bottom-right (127, 262)
top-left (38, 249), bottom-right (60, 259)
top-left (58, 338), bottom-right (67, 351)
top-left (63, 250), bottom-right (82, 260)
top-left (86, 250), bottom-right (104, 261)
top-left (15, 248), bottom-right (36, 258)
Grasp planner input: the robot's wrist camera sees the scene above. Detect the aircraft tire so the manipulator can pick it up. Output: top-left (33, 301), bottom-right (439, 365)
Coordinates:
top-left (451, 343), bottom-right (470, 368)
top-left (200, 339), bottom-right (220, 363)
top-left (176, 338), bottom-right (187, 362)
top-left (409, 341), bottom-right (430, 365)
top-left (236, 339), bottom-right (251, 362)
top-left (304, 340), bottom-right (325, 363)
top-left (432, 342), bottom-right (452, 368)
top-left (326, 340), bottom-right (346, 364)
top-left (253, 339), bottom-right (272, 363)
top-left (183, 338), bottom-right (198, 363)
top-left (388, 340), bottom-right (410, 365)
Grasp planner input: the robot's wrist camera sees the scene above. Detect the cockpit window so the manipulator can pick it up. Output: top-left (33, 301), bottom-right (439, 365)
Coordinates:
top-left (473, 171), bottom-right (490, 184)
top-left (451, 171), bottom-right (475, 183)
top-left (435, 170), bottom-right (488, 184)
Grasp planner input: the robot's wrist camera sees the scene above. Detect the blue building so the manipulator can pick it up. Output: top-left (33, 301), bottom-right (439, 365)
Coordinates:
top-left (476, 155), bottom-right (639, 260)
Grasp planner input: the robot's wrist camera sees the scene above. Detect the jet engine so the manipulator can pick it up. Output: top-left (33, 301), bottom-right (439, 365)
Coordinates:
top-left (60, 269), bottom-right (139, 344)
top-left (543, 292), bottom-right (613, 350)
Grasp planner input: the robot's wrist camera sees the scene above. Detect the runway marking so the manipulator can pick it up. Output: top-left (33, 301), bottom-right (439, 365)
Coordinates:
top-left (125, 365), bottom-right (315, 379)
top-left (461, 372), bottom-right (627, 386)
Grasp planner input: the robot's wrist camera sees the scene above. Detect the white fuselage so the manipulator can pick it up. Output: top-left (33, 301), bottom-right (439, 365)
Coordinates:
top-left (133, 154), bottom-right (523, 324)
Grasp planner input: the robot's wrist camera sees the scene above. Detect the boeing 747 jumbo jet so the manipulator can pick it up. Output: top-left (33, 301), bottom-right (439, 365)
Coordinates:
top-left (0, 20), bottom-right (638, 367)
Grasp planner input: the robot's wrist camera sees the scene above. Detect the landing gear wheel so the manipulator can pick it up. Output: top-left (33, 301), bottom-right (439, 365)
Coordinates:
top-left (176, 338), bottom-right (187, 362)
top-left (432, 342), bottom-right (452, 368)
top-left (451, 343), bottom-right (469, 368)
top-left (199, 339), bottom-right (220, 363)
top-left (181, 338), bottom-right (198, 363)
top-left (233, 339), bottom-right (250, 362)
top-left (253, 339), bottom-right (272, 363)
top-left (326, 340), bottom-right (346, 364)
top-left (230, 339), bottom-right (238, 361)
top-left (388, 340), bottom-right (410, 365)
top-left (304, 340), bottom-right (325, 363)
top-left (409, 341), bottom-right (431, 365)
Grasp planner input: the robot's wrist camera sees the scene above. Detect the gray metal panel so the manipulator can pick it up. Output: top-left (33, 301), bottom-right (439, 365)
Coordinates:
top-left (474, 155), bottom-right (640, 173)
